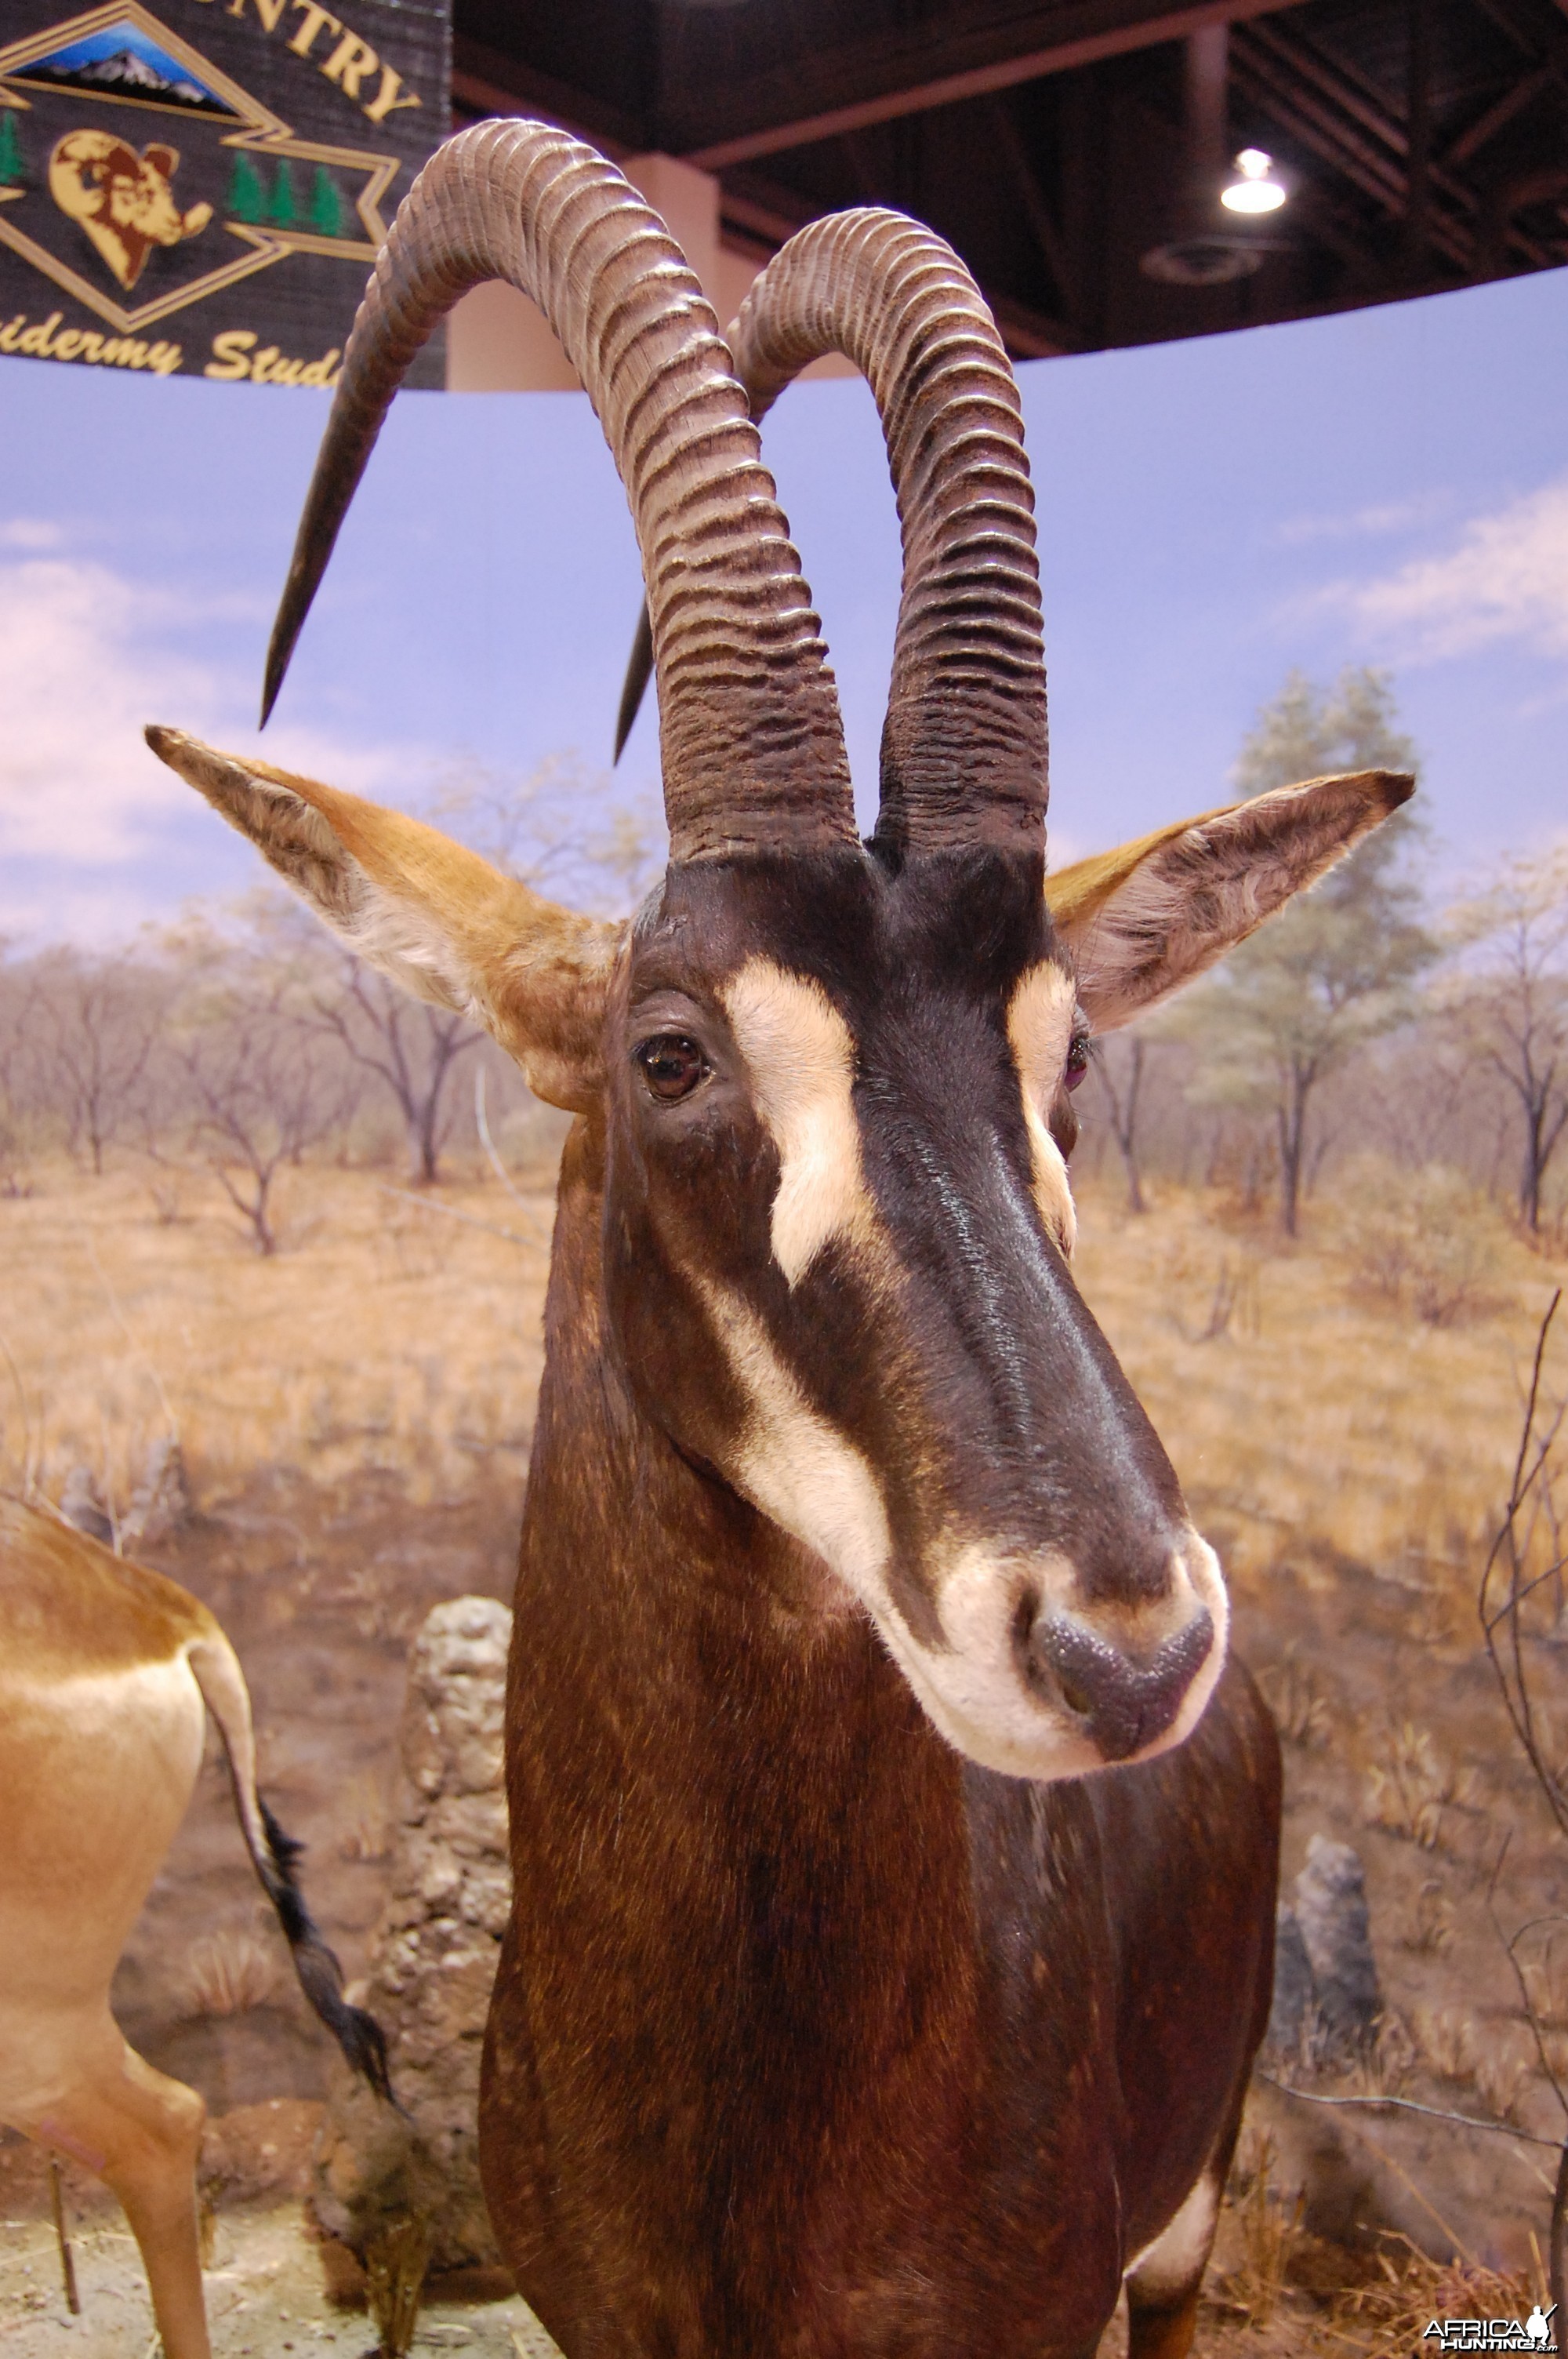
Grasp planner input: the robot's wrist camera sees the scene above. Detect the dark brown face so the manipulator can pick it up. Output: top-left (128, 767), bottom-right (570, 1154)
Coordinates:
top-left (602, 843), bottom-right (1227, 1781)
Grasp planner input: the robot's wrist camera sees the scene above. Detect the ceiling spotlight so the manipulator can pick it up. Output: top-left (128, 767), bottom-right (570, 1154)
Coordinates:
top-left (1221, 149), bottom-right (1287, 213)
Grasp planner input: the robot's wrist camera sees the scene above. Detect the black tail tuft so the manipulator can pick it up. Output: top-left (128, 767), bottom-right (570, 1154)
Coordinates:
top-left (257, 1796), bottom-right (394, 2105)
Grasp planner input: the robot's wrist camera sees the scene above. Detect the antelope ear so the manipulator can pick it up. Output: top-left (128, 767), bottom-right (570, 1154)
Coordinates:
top-left (146, 725), bottom-right (622, 1111)
top-left (1045, 769), bottom-right (1414, 1034)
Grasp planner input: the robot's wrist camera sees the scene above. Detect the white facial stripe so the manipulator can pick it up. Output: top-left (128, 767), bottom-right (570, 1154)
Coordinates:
top-left (1006, 964), bottom-right (1078, 1256)
top-left (695, 1284), bottom-right (1118, 1779)
top-left (698, 1278), bottom-right (892, 1594)
top-left (721, 959), bottom-right (875, 1289)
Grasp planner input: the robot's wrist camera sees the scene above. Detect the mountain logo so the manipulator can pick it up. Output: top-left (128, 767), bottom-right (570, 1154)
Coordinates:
top-left (14, 20), bottom-right (238, 118)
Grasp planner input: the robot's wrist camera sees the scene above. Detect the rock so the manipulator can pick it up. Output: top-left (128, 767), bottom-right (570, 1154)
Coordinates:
top-left (58, 1466), bottom-right (113, 1546)
top-left (125, 1436), bottom-right (191, 1544)
top-left (1293, 1834), bottom-right (1381, 2059)
top-left (312, 1596), bottom-right (512, 2270)
top-left (200, 2098), bottom-right (325, 2203)
top-left (1264, 1903), bottom-right (1316, 2064)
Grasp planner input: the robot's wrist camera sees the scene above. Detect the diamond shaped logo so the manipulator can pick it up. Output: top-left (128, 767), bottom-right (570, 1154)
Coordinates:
top-left (0, 2), bottom-right (400, 333)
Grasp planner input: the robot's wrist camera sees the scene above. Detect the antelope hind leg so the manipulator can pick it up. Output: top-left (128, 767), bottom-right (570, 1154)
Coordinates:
top-left (1123, 2162), bottom-right (1222, 2359)
top-left (15, 2019), bottom-right (210, 2359)
top-left (1124, 2284), bottom-right (1201, 2359)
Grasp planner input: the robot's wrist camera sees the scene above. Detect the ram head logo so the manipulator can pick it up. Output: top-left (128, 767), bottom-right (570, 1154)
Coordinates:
top-left (49, 128), bottom-right (212, 291)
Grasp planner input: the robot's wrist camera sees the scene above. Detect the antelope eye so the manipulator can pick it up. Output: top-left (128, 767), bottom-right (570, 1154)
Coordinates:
top-left (636, 1033), bottom-right (710, 1102)
top-left (1065, 1033), bottom-right (1091, 1091)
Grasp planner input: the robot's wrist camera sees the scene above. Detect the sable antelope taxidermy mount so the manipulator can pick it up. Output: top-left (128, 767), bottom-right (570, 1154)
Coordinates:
top-left (147, 123), bottom-right (1412, 2357)
top-left (0, 1496), bottom-right (388, 2359)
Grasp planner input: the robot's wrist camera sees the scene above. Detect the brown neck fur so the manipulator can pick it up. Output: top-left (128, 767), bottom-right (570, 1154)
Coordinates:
top-left (477, 1120), bottom-right (1277, 2358)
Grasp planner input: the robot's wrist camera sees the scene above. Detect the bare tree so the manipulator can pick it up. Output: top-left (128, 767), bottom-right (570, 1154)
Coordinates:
top-left (175, 950), bottom-right (354, 1255)
top-left (426, 750), bottom-right (663, 915)
top-left (26, 947), bottom-right (170, 1176)
top-left (0, 947), bottom-right (34, 1191)
top-left (294, 757), bottom-right (660, 1187)
top-left (1091, 1035), bottom-right (1150, 1212)
top-left (1446, 846), bottom-right (1568, 1234)
top-left (310, 958), bottom-right (480, 1187)
top-left (1478, 1292), bottom-right (1568, 2316)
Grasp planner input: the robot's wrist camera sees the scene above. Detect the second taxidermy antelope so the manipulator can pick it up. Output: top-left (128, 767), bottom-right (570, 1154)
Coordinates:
top-left (147, 123), bottom-right (1412, 2357)
top-left (0, 1496), bottom-right (388, 2359)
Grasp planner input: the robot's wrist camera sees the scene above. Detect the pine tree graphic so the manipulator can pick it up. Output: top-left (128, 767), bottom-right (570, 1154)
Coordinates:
top-left (307, 164), bottom-right (347, 238)
top-left (227, 151), bottom-right (265, 224)
top-left (0, 108), bottom-right (26, 189)
top-left (266, 158), bottom-right (298, 228)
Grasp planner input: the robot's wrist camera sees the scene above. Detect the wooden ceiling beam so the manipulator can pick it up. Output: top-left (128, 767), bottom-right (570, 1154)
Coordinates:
top-left (1229, 39), bottom-right (1476, 270)
top-left (717, 161), bottom-right (1083, 358)
top-left (1445, 54), bottom-right (1558, 162)
top-left (451, 35), bottom-right (643, 156)
top-left (1238, 19), bottom-right (1499, 245)
top-left (985, 95), bottom-right (1077, 315)
top-left (986, 289), bottom-right (1086, 357)
top-left (1245, 18), bottom-right (1409, 154)
top-left (1230, 35), bottom-right (1408, 207)
top-left (715, 181), bottom-right (810, 252)
top-left (1250, 16), bottom-right (1557, 264)
top-left (673, 0), bottom-right (1304, 169)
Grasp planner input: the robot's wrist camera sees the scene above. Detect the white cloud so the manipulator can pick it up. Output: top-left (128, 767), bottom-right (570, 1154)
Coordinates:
top-left (0, 518), bottom-right (64, 551)
top-left (0, 544), bottom-right (416, 869)
top-left (1328, 474), bottom-right (1568, 664)
top-left (1275, 493), bottom-right (1451, 547)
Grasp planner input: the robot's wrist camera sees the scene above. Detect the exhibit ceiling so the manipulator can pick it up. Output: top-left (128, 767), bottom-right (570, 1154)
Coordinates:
top-left (449, 0), bottom-right (1568, 360)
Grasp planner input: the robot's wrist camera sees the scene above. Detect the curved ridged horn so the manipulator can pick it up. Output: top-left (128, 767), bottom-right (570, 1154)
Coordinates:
top-left (264, 120), bottom-right (856, 864)
top-left (616, 209), bottom-right (1046, 856)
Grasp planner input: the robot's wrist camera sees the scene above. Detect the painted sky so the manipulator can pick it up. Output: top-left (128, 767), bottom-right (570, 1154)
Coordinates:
top-left (0, 262), bottom-right (1564, 942)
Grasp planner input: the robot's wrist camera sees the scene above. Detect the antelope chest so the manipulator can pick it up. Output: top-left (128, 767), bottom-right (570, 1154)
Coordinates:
top-left (478, 1608), bottom-right (1254, 2357)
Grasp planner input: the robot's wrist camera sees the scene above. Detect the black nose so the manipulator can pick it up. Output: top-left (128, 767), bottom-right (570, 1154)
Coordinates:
top-left (1027, 1605), bottom-right (1214, 1761)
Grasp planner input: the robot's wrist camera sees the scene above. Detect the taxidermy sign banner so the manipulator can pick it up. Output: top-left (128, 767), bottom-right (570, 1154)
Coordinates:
top-left (0, 0), bottom-right (448, 384)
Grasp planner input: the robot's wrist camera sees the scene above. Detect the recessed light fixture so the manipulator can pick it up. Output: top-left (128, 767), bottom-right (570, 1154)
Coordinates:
top-left (1221, 149), bottom-right (1287, 213)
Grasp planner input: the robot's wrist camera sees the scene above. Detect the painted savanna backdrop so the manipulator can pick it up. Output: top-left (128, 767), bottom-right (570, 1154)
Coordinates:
top-left (2, 262), bottom-right (1567, 2351)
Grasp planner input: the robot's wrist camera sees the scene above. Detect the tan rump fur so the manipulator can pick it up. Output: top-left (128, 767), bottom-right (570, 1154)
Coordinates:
top-left (0, 1502), bottom-right (220, 2357)
top-left (0, 1497), bottom-right (355, 2359)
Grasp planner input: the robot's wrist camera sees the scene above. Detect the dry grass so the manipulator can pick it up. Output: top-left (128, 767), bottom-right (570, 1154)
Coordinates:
top-left (1255, 1648), bottom-right (1333, 1749)
top-left (1071, 1173), bottom-right (1563, 1603)
top-left (1329, 2237), bottom-right (1541, 2354)
top-left (1359, 1720), bottom-right (1478, 1850)
top-left (1210, 2130), bottom-right (1305, 2330)
top-left (1410, 2001), bottom-right (1478, 2083)
top-left (2, 1156), bottom-right (1559, 1574)
top-left (338, 1772), bottom-right (394, 1865)
top-left (177, 1928), bottom-right (281, 2019)
top-left (1474, 2037), bottom-right (1536, 2123)
top-left (0, 1158), bottom-right (554, 1514)
top-left (1338, 1159), bottom-right (1504, 1328)
top-left (1403, 1878), bottom-right (1457, 1956)
top-left (1519, 1930), bottom-right (1568, 2031)
top-left (5, 1152), bottom-right (1566, 2314)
